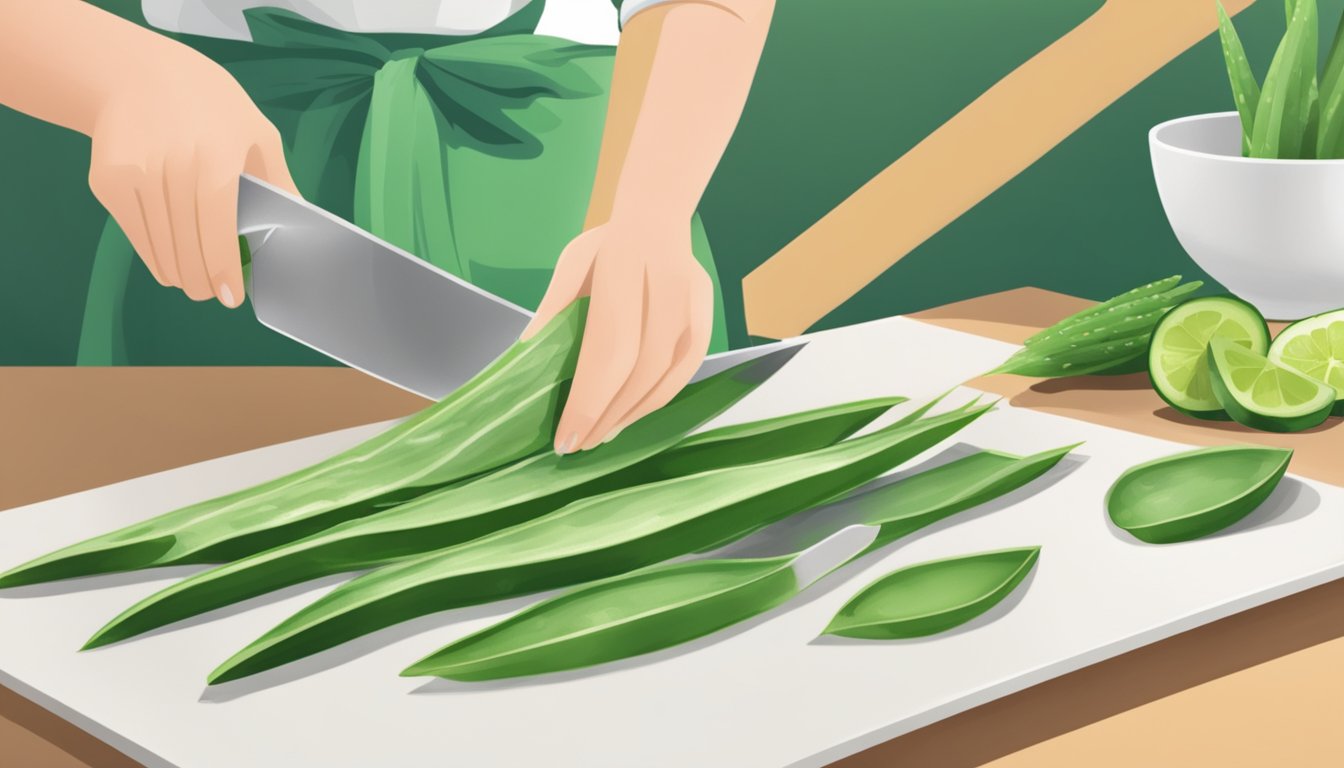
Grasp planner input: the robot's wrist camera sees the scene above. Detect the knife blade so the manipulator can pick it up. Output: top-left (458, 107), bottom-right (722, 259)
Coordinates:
top-left (237, 175), bottom-right (803, 400)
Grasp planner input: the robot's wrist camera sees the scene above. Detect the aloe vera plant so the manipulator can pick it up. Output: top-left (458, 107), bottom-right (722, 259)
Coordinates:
top-left (823, 547), bottom-right (1041, 639)
top-left (206, 403), bottom-right (994, 683)
top-left (1251, 0), bottom-right (1318, 159)
top-left (403, 444), bottom-right (1075, 681)
top-left (992, 276), bottom-right (1202, 377)
top-left (1218, 0), bottom-right (1344, 158)
top-left (0, 301), bottom-right (593, 589)
top-left (86, 389), bottom-right (902, 647)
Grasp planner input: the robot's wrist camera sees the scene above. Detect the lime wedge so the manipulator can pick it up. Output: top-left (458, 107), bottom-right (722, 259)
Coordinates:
top-left (1147, 296), bottom-right (1269, 418)
top-left (1267, 309), bottom-right (1344, 416)
top-left (1207, 337), bottom-right (1335, 433)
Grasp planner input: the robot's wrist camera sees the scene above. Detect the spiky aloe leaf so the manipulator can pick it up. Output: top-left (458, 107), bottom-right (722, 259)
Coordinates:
top-left (1217, 2), bottom-right (1261, 155)
top-left (1250, 0), bottom-right (1319, 159)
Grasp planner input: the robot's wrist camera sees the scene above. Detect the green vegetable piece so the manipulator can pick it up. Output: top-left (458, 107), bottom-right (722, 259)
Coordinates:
top-left (87, 386), bottom-right (902, 648)
top-left (207, 404), bottom-right (992, 683)
top-left (403, 555), bottom-right (801, 681)
top-left (1217, 2), bottom-right (1261, 155)
top-left (620, 395), bottom-right (906, 482)
top-left (685, 392), bottom-right (983, 555)
top-left (1024, 281), bottom-right (1201, 354)
top-left (1316, 10), bottom-right (1344, 156)
top-left (994, 279), bottom-right (1202, 377)
top-left (1249, 0), bottom-right (1318, 159)
top-left (1207, 337), bottom-right (1335, 433)
top-left (859, 444), bottom-right (1079, 544)
top-left (0, 302), bottom-right (592, 589)
top-left (1107, 445), bottom-right (1293, 543)
top-left (1022, 276), bottom-right (1181, 347)
top-left (1267, 308), bottom-right (1344, 415)
top-left (405, 444), bottom-right (1077, 681)
top-left (993, 330), bottom-right (1153, 378)
top-left (822, 547), bottom-right (1041, 639)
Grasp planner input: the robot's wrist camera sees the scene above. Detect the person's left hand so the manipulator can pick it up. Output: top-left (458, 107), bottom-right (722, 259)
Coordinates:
top-left (521, 220), bottom-right (714, 454)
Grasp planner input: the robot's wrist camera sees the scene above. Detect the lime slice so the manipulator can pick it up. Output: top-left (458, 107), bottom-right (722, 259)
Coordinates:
top-left (1147, 296), bottom-right (1270, 418)
top-left (1267, 309), bottom-right (1344, 416)
top-left (1207, 337), bottom-right (1335, 433)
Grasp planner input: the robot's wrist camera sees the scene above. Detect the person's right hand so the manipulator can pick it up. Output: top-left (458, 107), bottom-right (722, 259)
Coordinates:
top-left (87, 45), bottom-right (298, 308)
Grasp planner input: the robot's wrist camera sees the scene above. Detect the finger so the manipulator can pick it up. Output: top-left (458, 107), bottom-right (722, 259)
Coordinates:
top-left (552, 264), bottom-right (642, 454)
top-left (198, 166), bottom-right (244, 307)
top-left (608, 315), bottom-right (711, 444)
top-left (164, 153), bottom-right (215, 301)
top-left (89, 166), bottom-right (169, 286)
top-left (578, 293), bottom-right (683, 451)
top-left (522, 231), bottom-right (597, 340)
top-left (605, 282), bottom-right (715, 442)
top-left (137, 168), bottom-right (184, 289)
top-left (244, 124), bottom-right (299, 195)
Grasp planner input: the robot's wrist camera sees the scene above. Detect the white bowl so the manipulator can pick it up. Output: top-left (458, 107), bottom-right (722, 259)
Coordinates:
top-left (1150, 112), bottom-right (1344, 320)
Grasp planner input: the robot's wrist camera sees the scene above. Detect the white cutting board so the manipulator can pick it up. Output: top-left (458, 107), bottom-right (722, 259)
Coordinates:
top-left (2, 316), bottom-right (1342, 768)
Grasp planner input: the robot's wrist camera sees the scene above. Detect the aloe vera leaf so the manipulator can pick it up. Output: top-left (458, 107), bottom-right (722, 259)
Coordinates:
top-left (403, 555), bottom-right (801, 681)
top-left (860, 444), bottom-right (1079, 544)
top-left (1218, 2), bottom-right (1262, 154)
top-left (822, 547), bottom-right (1041, 639)
top-left (87, 386), bottom-right (907, 648)
top-left (206, 405), bottom-right (991, 683)
top-left (688, 393), bottom-right (982, 554)
top-left (1023, 281), bottom-right (1201, 352)
top-left (0, 302), bottom-right (592, 590)
top-left (1107, 445), bottom-right (1292, 543)
top-left (1023, 276), bottom-right (1180, 346)
top-left (1250, 0), bottom-right (1319, 159)
top-left (405, 445), bottom-right (1076, 681)
top-left (1316, 11), bottom-right (1344, 156)
top-left (992, 331), bottom-right (1153, 378)
top-left (625, 395), bottom-right (905, 481)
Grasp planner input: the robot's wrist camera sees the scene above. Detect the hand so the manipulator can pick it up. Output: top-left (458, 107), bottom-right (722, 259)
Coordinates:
top-left (86, 44), bottom-right (297, 308)
top-left (523, 220), bottom-right (714, 453)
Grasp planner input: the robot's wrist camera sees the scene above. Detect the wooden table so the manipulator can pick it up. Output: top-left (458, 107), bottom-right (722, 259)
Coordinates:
top-left (3, 289), bottom-right (1342, 767)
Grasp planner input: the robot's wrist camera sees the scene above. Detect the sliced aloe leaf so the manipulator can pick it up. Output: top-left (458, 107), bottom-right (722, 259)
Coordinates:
top-left (86, 387), bottom-right (896, 648)
top-left (403, 554), bottom-right (802, 681)
top-left (623, 395), bottom-right (905, 481)
top-left (1217, 2), bottom-right (1260, 154)
top-left (206, 405), bottom-right (992, 683)
top-left (1107, 445), bottom-right (1293, 544)
top-left (822, 547), bottom-right (1041, 639)
top-left (406, 443), bottom-right (1077, 681)
top-left (860, 444), bottom-right (1079, 544)
top-left (1023, 276), bottom-right (1181, 346)
top-left (685, 392), bottom-right (981, 555)
top-left (1250, 0), bottom-right (1318, 159)
top-left (0, 301), bottom-right (593, 589)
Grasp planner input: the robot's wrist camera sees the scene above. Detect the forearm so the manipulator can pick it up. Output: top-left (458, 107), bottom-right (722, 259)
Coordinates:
top-left (587, 0), bottom-right (774, 228)
top-left (0, 0), bottom-right (183, 135)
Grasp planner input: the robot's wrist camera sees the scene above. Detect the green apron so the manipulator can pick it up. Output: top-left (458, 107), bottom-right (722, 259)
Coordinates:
top-left (76, 4), bottom-right (729, 365)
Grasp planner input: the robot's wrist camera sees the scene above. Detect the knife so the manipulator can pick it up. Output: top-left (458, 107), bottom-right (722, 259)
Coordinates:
top-left (237, 175), bottom-right (803, 400)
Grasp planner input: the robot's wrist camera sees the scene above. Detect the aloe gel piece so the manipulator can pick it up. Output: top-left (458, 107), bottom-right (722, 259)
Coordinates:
top-left (822, 547), bottom-right (1041, 639)
top-left (1107, 445), bottom-right (1293, 543)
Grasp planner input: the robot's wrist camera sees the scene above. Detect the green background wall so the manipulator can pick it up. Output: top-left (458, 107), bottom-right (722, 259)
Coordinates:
top-left (0, 0), bottom-right (1320, 362)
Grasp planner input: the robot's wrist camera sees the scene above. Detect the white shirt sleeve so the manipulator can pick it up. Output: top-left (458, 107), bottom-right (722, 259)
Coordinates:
top-left (619, 0), bottom-right (680, 27)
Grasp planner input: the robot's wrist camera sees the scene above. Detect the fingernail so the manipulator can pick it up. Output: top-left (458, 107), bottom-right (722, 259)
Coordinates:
top-left (603, 426), bottom-right (625, 445)
top-left (218, 283), bottom-right (238, 308)
top-left (556, 432), bottom-right (579, 455)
